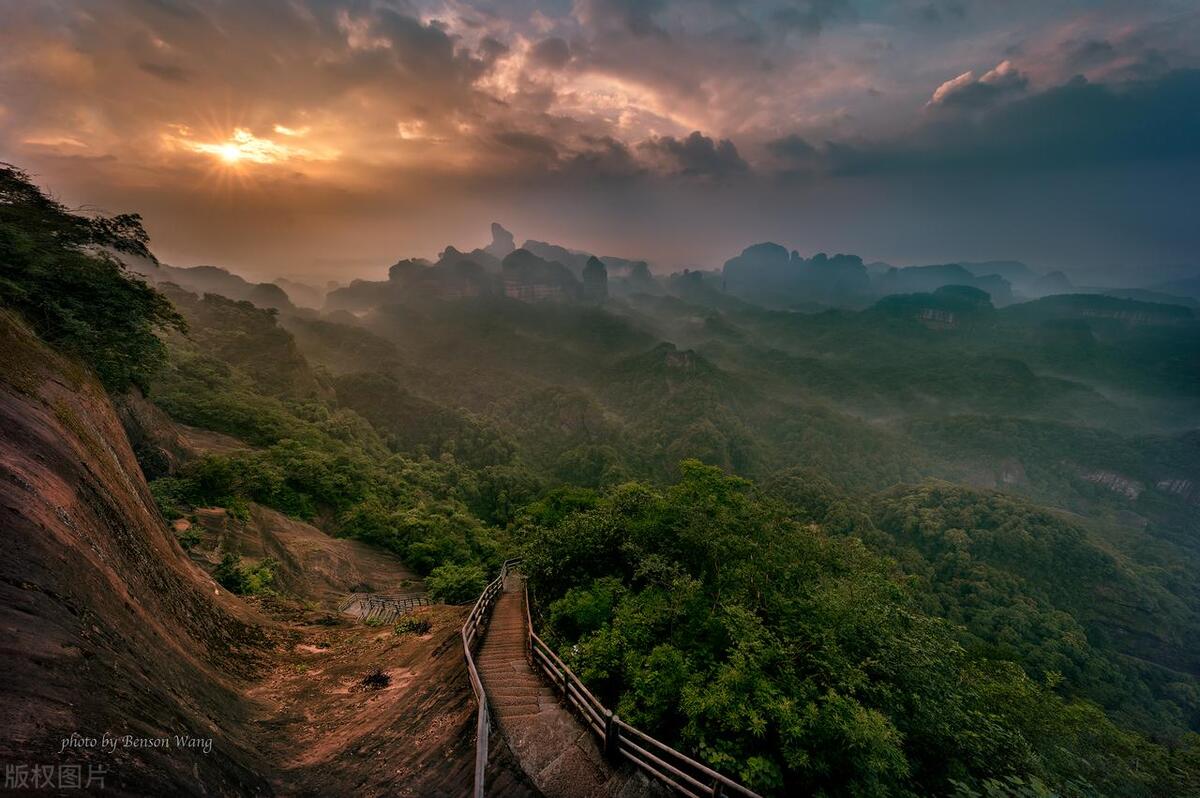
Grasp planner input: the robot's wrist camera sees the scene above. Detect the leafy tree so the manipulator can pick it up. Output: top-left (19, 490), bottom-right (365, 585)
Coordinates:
top-left (213, 554), bottom-right (277, 595)
top-left (0, 163), bottom-right (183, 391)
top-left (522, 462), bottom-right (1193, 796)
top-left (427, 563), bottom-right (487, 604)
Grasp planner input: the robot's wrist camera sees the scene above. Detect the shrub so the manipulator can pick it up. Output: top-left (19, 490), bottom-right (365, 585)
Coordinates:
top-left (426, 563), bottom-right (487, 604)
top-left (176, 528), bottom-right (201, 551)
top-left (394, 614), bottom-right (432, 636)
top-left (213, 553), bottom-right (277, 595)
top-left (357, 667), bottom-right (390, 691)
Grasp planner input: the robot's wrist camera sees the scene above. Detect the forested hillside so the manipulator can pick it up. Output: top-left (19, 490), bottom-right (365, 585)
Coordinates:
top-left (3, 162), bottom-right (1199, 796)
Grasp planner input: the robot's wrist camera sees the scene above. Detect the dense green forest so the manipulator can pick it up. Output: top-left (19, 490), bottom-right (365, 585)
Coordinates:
top-left (3, 163), bottom-right (1200, 796)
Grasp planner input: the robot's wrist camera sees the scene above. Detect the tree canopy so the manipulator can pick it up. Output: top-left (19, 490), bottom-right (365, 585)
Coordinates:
top-left (0, 163), bottom-right (183, 391)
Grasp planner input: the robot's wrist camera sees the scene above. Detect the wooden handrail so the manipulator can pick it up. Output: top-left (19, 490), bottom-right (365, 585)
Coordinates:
top-left (462, 558), bottom-right (523, 798)
top-left (520, 575), bottom-right (762, 798)
top-left (463, 559), bottom-right (761, 798)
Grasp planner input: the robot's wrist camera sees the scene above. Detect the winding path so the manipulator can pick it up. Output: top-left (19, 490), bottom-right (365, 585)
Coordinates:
top-left (478, 573), bottom-right (655, 798)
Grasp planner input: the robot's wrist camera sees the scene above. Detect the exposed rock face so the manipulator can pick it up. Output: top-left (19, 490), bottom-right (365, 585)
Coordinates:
top-left (0, 312), bottom-right (272, 795)
top-left (186, 504), bottom-right (422, 605)
top-left (1082, 470), bottom-right (1144, 499)
top-left (916, 307), bottom-right (958, 328)
top-left (1157, 478), bottom-right (1200, 505)
top-left (486, 222), bottom-right (516, 259)
top-left (324, 277), bottom-right (393, 313)
top-left (0, 311), bottom-right (533, 796)
top-left (626, 261), bottom-right (659, 293)
top-left (115, 389), bottom-right (191, 479)
top-left (1034, 270), bottom-right (1074, 295)
top-left (501, 249), bottom-right (580, 302)
top-left (521, 239), bottom-right (590, 275)
top-left (722, 243), bottom-right (871, 307)
top-left (663, 347), bottom-right (697, 371)
top-left (582, 256), bottom-right (608, 302)
top-left (998, 458), bottom-right (1028, 486)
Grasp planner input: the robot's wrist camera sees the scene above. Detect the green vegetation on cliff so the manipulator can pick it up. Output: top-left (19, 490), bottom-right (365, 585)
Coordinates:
top-left (5, 163), bottom-right (1200, 797)
top-left (0, 164), bottom-right (183, 391)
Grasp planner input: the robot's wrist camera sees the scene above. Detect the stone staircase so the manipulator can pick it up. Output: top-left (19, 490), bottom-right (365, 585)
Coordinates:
top-left (477, 575), bottom-right (656, 798)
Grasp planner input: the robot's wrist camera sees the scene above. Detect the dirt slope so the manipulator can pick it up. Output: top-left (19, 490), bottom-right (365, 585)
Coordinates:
top-left (184, 505), bottom-right (422, 609)
top-left (0, 312), bottom-right (272, 795)
top-left (0, 311), bottom-right (532, 796)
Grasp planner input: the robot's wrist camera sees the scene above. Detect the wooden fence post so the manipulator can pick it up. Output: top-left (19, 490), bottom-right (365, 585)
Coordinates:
top-left (604, 713), bottom-right (620, 760)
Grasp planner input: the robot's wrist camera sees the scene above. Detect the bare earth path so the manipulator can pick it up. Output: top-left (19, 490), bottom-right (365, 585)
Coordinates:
top-left (478, 574), bottom-right (657, 798)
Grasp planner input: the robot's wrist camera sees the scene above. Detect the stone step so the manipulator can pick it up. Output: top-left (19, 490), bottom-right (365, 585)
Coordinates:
top-left (493, 704), bottom-right (544, 719)
top-left (483, 675), bottom-right (540, 686)
top-left (492, 697), bottom-right (540, 710)
top-left (489, 686), bottom-right (552, 695)
top-left (484, 683), bottom-right (541, 693)
top-left (479, 659), bottom-right (531, 668)
top-left (481, 673), bottom-right (541, 685)
top-left (488, 682), bottom-right (553, 692)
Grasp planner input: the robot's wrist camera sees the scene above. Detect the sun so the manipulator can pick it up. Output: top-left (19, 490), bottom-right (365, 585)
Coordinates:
top-left (217, 143), bottom-right (242, 163)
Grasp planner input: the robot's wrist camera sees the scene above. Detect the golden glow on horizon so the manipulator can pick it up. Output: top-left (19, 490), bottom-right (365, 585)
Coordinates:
top-left (180, 126), bottom-right (339, 168)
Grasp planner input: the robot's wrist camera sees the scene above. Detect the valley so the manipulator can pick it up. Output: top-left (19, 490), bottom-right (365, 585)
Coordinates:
top-left (2, 163), bottom-right (1199, 796)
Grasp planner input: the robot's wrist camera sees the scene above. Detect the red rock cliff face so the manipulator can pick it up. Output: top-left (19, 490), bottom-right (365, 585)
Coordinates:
top-left (0, 313), bottom-right (273, 796)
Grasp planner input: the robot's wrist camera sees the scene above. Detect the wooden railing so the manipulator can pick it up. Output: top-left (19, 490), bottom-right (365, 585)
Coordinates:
top-left (462, 558), bottom-right (523, 798)
top-left (523, 577), bottom-right (762, 798)
top-left (339, 591), bottom-right (431, 624)
top-left (464, 559), bottom-right (762, 798)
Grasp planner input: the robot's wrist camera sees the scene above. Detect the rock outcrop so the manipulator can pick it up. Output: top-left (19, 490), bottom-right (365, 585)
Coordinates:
top-left (0, 311), bottom-right (272, 795)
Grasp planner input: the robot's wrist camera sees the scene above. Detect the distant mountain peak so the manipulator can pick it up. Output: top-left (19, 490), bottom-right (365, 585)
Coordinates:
top-left (486, 223), bottom-right (516, 259)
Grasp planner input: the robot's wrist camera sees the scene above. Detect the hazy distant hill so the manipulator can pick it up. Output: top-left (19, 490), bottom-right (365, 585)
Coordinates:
top-left (125, 257), bottom-right (297, 311)
top-left (1153, 274), bottom-right (1200, 301)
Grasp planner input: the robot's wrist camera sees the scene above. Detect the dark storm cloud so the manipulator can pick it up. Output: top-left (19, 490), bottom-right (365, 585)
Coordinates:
top-left (372, 7), bottom-right (490, 87)
top-left (529, 37), bottom-right (571, 69)
top-left (137, 61), bottom-right (191, 83)
top-left (561, 136), bottom-right (644, 179)
top-left (495, 130), bottom-right (560, 157)
top-left (1, 0), bottom-right (1198, 279)
top-left (479, 36), bottom-right (511, 65)
top-left (1065, 39), bottom-right (1118, 72)
top-left (639, 131), bottom-right (749, 178)
top-left (769, 0), bottom-right (855, 35)
top-left (576, 0), bottom-right (670, 38)
top-left (766, 134), bottom-right (818, 160)
top-left (829, 69), bottom-right (1200, 175)
top-left (915, 1), bottom-right (966, 25)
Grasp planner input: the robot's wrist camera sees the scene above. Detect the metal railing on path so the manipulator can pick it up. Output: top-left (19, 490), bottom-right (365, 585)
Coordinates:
top-left (463, 558), bottom-right (762, 798)
top-left (339, 591), bottom-right (431, 624)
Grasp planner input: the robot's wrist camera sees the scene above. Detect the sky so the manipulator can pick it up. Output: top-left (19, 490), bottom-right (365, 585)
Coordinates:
top-left (1, 0), bottom-right (1198, 284)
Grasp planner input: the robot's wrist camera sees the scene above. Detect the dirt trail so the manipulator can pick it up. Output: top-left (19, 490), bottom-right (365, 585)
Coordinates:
top-left (477, 575), bottom-right (654, 798)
